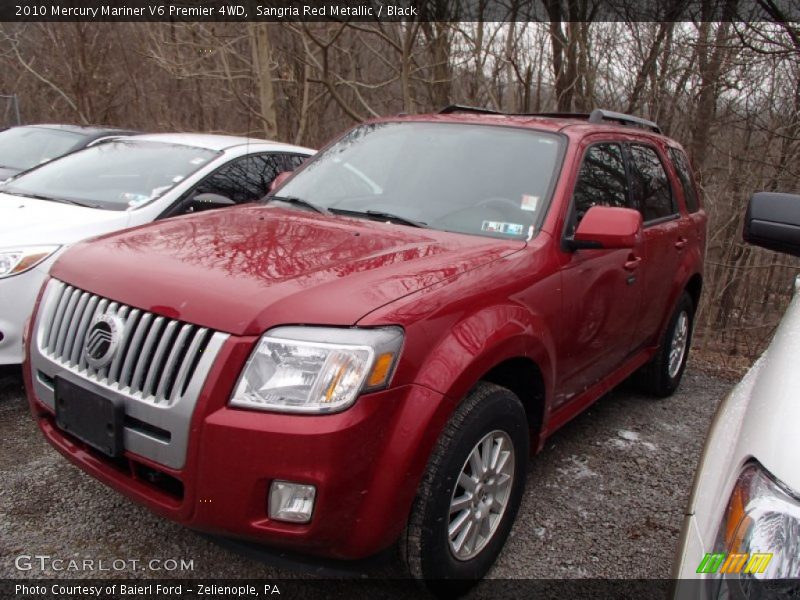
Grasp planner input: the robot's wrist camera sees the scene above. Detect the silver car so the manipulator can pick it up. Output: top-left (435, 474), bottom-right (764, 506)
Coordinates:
top-left (673, 192), bottom-right (800, 597)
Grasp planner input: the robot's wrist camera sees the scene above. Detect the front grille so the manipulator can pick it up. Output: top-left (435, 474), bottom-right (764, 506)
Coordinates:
top-left (39, 281), bottom-right (214, 406)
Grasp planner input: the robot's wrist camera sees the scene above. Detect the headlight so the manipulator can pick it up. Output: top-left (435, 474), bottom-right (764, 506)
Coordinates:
top-left (707, 462), bottom-right (800, 596)
top-left (0, 246), bottom-right (60, 279)
top-left (230, 326), bottom-right (404, 414)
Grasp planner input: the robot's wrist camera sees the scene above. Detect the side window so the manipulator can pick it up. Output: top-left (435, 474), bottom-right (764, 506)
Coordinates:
top-left (668, 147), bottom-right (700, 213)
top-left (283, 154), bottom-right (308, 170)
top-left (194, 154), bottom-right (281, 204)
top-left (628, 144), bottom-right (675, 222)
top-left (571, 143), bottom-right (629, 231)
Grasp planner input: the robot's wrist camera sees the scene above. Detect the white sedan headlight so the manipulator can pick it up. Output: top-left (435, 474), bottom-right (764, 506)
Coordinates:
top-left (230, 326), bottom-right (404, 414)
top-left (0, 246), bottom-right (60, 279)
top-left (707, 462), bottom-right (800, 596)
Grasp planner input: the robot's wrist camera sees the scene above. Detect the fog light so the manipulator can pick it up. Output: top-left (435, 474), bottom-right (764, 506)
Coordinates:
top-left (269, 480), bottom-right (316, 523)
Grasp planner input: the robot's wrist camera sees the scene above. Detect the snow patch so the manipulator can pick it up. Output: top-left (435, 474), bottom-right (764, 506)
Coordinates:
top-left (556, 454), bottom-right (597, 479)
top-left (607, 429), bottom-right (658, 452)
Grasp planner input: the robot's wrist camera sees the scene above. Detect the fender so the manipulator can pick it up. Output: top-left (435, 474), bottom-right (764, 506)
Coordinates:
top-left (413, 303), bottom-right (555, 415)
top-left (347, 303), bottom-right (557, 553)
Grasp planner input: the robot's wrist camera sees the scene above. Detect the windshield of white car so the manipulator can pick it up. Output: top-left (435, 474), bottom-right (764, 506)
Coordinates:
top-left (277, 121), bottom-right (564, 239)
top-left (1, 140), bottom-right (221, 211)
top-left (0, 126), bottom-right (84, 171)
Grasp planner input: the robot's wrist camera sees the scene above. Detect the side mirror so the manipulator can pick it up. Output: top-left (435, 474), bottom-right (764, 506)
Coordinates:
top-left (269, 171), bottom-right (293, 193)
top-left (185, 192), bottom-right (235, 213)
top-left (743, 192), bottom-right (800, 257)
top-left (567, 206), bottom-right (642, 250)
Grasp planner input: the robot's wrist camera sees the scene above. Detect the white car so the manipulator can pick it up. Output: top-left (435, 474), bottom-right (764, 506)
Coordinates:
top-left (0, 133), bottom-right (314, 365)
top-left (673, 192), bottom-right (800, 596)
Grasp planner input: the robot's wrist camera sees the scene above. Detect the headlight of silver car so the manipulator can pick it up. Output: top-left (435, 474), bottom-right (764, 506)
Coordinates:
top-left (0, 245), bottom-right (60, 279)
top-left (230, 326), bottom-right (404, 414)
top-left (708, 461), bottom-right (800, 596)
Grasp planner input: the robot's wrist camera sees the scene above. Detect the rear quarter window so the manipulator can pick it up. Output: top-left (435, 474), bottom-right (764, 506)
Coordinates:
top-left (668, 147), bottom-right (701, 213)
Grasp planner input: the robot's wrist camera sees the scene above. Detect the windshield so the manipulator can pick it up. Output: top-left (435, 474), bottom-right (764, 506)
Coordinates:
top-left (2, 140), bottom-right (220, 210)
top-left (0, 126), bottom-right (84, 171)
top-left (278, 122), bottom-right (563, 239)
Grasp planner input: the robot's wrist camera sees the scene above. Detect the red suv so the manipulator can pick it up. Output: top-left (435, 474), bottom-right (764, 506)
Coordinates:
top-left (25, 107), bottom-right (705, 591)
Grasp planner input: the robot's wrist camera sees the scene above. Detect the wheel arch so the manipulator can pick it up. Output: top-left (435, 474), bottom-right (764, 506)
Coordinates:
top-left (480, 356), bottom-right (546, 436)
top-left (685, 272), bottom-right (703, 312)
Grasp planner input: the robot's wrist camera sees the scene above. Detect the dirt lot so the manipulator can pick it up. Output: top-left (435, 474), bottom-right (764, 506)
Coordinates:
top-left (0, 364), bottom-right (732, 585)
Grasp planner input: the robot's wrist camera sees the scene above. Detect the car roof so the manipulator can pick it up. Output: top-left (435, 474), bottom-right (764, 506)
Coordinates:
top-left (129, 132), bottom-right (315, 153)
top-left (379, 110), bottom-right (671, 142)
top-left (20, 124), bottom-right (140, 138)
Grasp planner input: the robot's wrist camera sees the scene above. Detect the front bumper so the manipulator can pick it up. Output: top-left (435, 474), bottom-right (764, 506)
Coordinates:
top-left (27, 336), bottom-right (446, 559)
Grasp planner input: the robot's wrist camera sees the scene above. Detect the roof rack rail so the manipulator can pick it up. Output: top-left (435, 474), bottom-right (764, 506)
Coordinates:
top-left (588, 109), bottom-right (661, 134)
top-left (438, 104), bottom-right (502, 115)
top-left (438, 104), bottom-right (661, 134)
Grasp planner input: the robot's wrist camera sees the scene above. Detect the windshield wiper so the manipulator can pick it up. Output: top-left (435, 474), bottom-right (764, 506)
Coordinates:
top-left (2, 189), bottom-right (90, 206)
top-left (266, 195), bottom-right (330, 215)
top-left (330, 208), bottom-right (428, 229)
top-left (22, 193), bottom-right (100, 209)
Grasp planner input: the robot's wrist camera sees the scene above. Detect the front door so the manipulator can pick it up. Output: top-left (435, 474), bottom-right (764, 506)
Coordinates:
top-left (558, 141), bottom-right (645, 405)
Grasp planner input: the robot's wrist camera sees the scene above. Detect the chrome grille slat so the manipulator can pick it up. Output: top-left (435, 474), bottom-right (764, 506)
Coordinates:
top-left (119, 312), bottom-right (153, 388)
top-left (46, 284), bottom-right (70, 353)
top-left (44, 286), bottom-right (63, 351)
top-left (142, 320), bottom-right (178, 399)
top-left (130, 316), bottom-right (165, 392)
top-left (68, 294), bottom-right (99, 365)
top-left (62, 292), bottom-right (89, 364)
top-left (37, 282), bottom-right (216, 407)
top-left (54, 288), bottom-right (81, 357)
top-left (171, 328), bottom-right (208, 403)
top-left (156, 323), bottom-right (193, 401)
top-left (83, 299), bottom-right (109, 376)
top-left (96, 302), bottom-right (120, 381)
top-left (107, 307), bottom-right (136, 382)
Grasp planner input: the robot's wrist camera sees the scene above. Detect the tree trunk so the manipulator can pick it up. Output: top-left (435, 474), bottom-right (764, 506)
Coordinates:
top-left (249, 23), bottom-right (278, 139)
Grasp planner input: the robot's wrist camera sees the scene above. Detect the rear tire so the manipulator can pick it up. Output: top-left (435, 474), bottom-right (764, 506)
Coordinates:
top-left (636, 291), bottom-right (694, 397)
top-left (400, 382), bottom-right (529, 596)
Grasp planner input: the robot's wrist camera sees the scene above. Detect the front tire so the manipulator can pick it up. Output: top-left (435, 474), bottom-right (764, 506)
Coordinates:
top-left (637, 291), bottom-right (694, 397)
top-left (401, 382), bottom-right (529, 596)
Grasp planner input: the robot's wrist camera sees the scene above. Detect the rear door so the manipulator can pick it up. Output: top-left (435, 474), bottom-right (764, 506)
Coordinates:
top-left (668, 145), bottom-right (707, 264)
top-left (625, 142), bottom-right (684, 349)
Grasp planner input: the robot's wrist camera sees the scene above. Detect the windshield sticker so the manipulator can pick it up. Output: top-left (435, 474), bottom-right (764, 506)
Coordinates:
top-left (121, 192), bottom-right (150, 207)
top-left (149, 185), bottom-right (172, 199)
top-left (482, 220), bottom-right (525, 236)
top-left (520, 194), bottom-right (539, 212)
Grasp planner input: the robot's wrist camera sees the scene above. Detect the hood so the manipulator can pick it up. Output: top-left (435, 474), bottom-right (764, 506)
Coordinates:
top-left (0, 192), bottom-right (129, 247)
top-left (51, 205), bottom-right (523, 335)
top-left (732, 280), bottom-right (800, 493)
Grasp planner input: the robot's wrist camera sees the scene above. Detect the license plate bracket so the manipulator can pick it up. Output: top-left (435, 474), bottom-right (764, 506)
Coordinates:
top-left (55, 378), bottom-right (124, 457)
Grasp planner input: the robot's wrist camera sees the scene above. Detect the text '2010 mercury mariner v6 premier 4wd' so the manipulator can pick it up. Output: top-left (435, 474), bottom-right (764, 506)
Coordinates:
top-left (25, 107), bottom-right (706, 593)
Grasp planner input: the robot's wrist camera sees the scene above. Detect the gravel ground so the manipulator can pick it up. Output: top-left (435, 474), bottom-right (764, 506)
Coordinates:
top-left (0, 364), bottom-right (732, 585)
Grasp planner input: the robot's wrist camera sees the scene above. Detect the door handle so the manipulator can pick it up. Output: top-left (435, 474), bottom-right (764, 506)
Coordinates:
top-left (624, 255), bottom-right (642, 271)
top-left (675, 237), bottom-right (688, 250)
